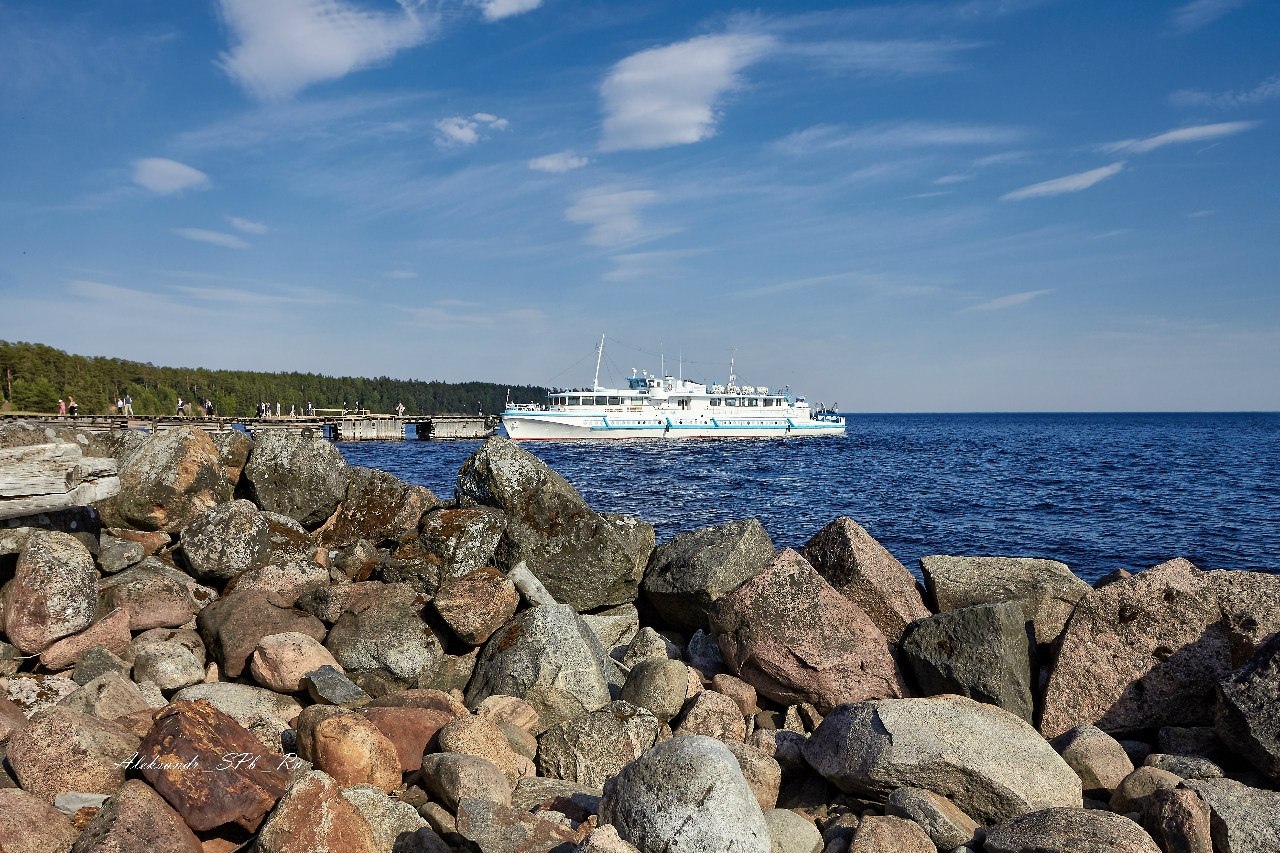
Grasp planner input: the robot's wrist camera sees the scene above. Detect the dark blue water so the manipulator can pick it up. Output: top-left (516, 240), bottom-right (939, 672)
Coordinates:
top-left (337, 413), bottom-right (1280, 583)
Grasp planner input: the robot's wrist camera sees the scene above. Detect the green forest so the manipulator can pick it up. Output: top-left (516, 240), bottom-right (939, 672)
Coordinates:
top-left (0, 341), bottom-right (547, 418)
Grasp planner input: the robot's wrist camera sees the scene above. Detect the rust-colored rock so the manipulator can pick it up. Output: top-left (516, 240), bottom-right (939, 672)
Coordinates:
top-left (802, 517), bottom-right (931, 643)
top-left (196, 589), bottom-right (326, 678)
top-left (361, 706), bottom-right (454, 772)
top-left (6, 707), bottom-right (140, 802)
top-left (711, 548), bottom-right (902, 710)
top-left (255, 771), bottom-right (380, 853)
top-left (136, 699), bottom-right (291, 832)
top-left (69, 779), bottom-right (203, 853)
top-left (0, 788), bottom-right (80, 853)
top-left (39, 607), bottom-right (132, 671)
top-left (304, 713), bottom-right (403, 791)
top-left (109, 427), bottom-right (232, 533)
top-left (431, 566), bottom-right (520, 645)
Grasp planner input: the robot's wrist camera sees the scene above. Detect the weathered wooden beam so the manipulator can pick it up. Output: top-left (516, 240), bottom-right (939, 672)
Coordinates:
top-left (0, 442), bottom-right (120, 521)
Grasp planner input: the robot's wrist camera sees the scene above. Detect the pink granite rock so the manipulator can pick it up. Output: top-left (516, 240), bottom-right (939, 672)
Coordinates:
top-left (39, 607), bottom-right (132, 671)
top-left (431, 566), bottom-right (520, 645)
top-left (711, 549), bottom-right (902, 710)
top-left (850, 815), bottom-right (935, 853)
top-left (250, 631), bottom-right (342, 693)
top-left (436, 714), bottom-right (528, 785)
top-left (6, 707), bottom-right (140, 802)
top-left (801, 517), bottom-right (931, 643)
top-left (4, 530), bottom-right (98, 653)
top-left (361, 706), bottom-right (455, 773)
top-left (255, 771), bottom-right (380, 853)
top-left (70, 779), bottom-right (203, 853)
top-left (304, 713), bottom-right (403, 792)
top-left (0, 788), bottom-right (79, 853)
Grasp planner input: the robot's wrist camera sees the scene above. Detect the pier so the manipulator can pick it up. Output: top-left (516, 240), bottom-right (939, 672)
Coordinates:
top-left (0, 413), bottom-right (500, 441)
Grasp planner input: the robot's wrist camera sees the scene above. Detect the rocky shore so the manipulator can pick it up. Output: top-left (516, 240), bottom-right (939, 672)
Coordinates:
top-left (1, 421), bottom-right (1278, 853)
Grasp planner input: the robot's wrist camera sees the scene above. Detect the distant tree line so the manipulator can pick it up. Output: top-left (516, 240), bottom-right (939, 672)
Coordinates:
top-left (0, 340), bottom-right (546, 418)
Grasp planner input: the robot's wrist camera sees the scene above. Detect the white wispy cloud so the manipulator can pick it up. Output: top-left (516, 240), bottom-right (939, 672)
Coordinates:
top-left (214, 0), bottom-right (435, 101)
top-left (599, 32), bottom-right (776, 152)
top-left (528, 151), bottom-right (589, 173)
top-left (1168, 0), bottom-right (1247, 34)
top-left (966, 289), bottom-right (1053, 311)
top-left (783, 38), bottom-right (980, 77)
top-left (170, 285), bottom-right (301, 305)
top-left (132, 158), bottom-right (211, 195)
top-left (386, 269), bottom-right (418, 279)
top-left (402, 303), bottom-right (548, 329)
top-left (227, 216), bottom-right (268, 234)
top-left (565, 187), bottom-right (662, 247)
top-left (1170, 75), bottom-right (1280, 109)
top-left (173, 228), bottom-right (251, 249)
top-left (775, 121), bottom-right (1027, 155)
top-left (434, 113), bottom-right (508, 147)
top-left (68, 279), bottom-right (170, 309)
top-left (473, 0), bottom-right (542, 22)
top-left (1105, 121), bottom-right (1259, 154)
top-left (1001, 163), bottom-right (1125, 201)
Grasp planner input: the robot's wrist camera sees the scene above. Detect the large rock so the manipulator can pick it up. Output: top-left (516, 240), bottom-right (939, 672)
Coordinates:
top-left (642, 518), bottom-right (775, 634)
top-left (1216, 632), bottom-right (1280, 779)
top-left (109, 426), bottom-right (232, 532)
top-left (170, 683), bottom-right (302, 752)
top-left (885, 787), bottom-right (979, 851)
top-left (6, 707), bottom-right (140, 801)
top-left (0, 788), bottom-right (79, 853)
top-left (414, 506), bottom-right (507, 580)
top-left (431, 566), bottom-right (520, 645)
top-left (362, 705), bottom-right (455, 772)
top-left (211, 429), bottom-right (253, 486)
top-left (137, 699), bottom-right (291, 832)
top-left (99, 558), bottom-right (216, 631)
top-left (69, 779), bottom-right (203, 853)
top-left (316, 466), bottom-right (440, 547)
top-left (197, 588), bottom-right (326, 678)
top-left (455, 437), bottom-right (647, 612)
top-left (436, 714), bottom-right (530, 785)
top-left (242, 429), bottom-right (348, 528)
top-left (536, 701), bottom-right (667, 790)
top-left (900, 600), bottom-right (1035, 722)
top-left (1144, 787), bottom-right (1213, 853)
top-left (132, 629), bottom-right (208, 693)
top-left (4, 530), bottom-right (98, 653)
top-left (251, 631), bottom-right (342, 693)
top-left (38, 606), bottom-right (132, 671)
top-left (620, 658), bottom-right (692, 723)
top-left (1184, 777), bottom-right (1280, 853)
top-left (465, 603), bottom-right (613, 731)
top-left (711, 549), bottom-right (901, 710)
top-left (176, 500), bottom-right (311, 581)
top-left (324, 585), bottom-right (443, 687)
top-left (420, 752), bottom-right (515, 810)
top-left (1052, 724), bottom-right (1135, 794)
top-left (303, 712), bottom-right (402, 791)
top-left (983, 807), bottom-right (1161, 853)
top-left (920, 554), bottom-right (1090, 645)
top-left (1041, 559), bottom-right (1280, 738)
top-left (598, 735), bottom-right (771, 853)
top-left (801, 517), bottom-right (930, 643)
top-left (849, 816), bottom-right (934, 853)
top-left (256, 771), bottom-right (380, 853)
top-left (803, 696), bottom-right (1082, 825)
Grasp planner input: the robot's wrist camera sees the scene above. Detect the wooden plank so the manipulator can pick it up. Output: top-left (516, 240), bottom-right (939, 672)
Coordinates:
top-left (0, 442), bottom-right (120, 521)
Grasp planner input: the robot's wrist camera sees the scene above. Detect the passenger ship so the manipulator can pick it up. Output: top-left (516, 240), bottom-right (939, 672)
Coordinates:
top-left (501, 338), bottom-right (846, 441)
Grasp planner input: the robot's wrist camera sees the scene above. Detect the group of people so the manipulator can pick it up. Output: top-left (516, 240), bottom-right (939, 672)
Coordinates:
top-left (173, 397), bottom-right (216, 418)
top-left (255, 401), bottom-right (315, 418)
top-left (57, 396), bottom-right (78, 417)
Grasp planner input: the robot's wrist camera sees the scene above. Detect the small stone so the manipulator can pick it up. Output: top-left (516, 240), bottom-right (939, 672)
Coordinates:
top-left (303, 713), bottom-right (403, 791)
top-left (303, 665), bottom-right (372, 707)
top-left (72, 646), bottom-right (133, 685)
top-left (436, 714), bottom-right (527, 785)
top-left (849, 815), bottom-right (934, 853)
top-left (762, 808), bottom-right (822, 853)
top-left (38, 608), bottom-right (132, 671)
top-left (886, 787), bottom-right (980, 851)
top-left (418, 752), bottom-right (514, 810)
top-left (711, 674), bottom-right (759, 716)
top-left (250, 632), bottom-right (342, 693)
top-left (1142, 753), bottom-right (1224, 780)
top-left (1054, 724), bottom-right (1136, 794)
top-left (619, 658), bottom-right (691, 723)
top-left (674, 689), bottom-right (746, 742)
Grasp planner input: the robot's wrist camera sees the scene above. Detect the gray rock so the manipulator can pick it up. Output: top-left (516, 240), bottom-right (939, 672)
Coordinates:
top-left (304, 665), bottom-right (372, 707)
top-left (211, 428), bottom-right (253, 486)
top-left (324, 586), bottom-right (443, 686)
top-left (620, 658), bottom-right (692, 722)
top-left (1159, 727), bottom-right (1220, 759)
top-left (507, 560), bottom-right (557, 606)
top-left (618, 626), bottom-right (681, 669)
top-left (599, 735), bottom-right (771, 853)
top-left (171, 682), bottom-right (302, 752)
top-left (466, 603), bottom-right (613, 732)
top-left (243, 428), bottom-right (348, 528)
top-left (983, 807), bottom-right (1161, 853)
top-left (762, 808), bottom-right (822, 853)
top-left (455, 437), bottom-right (646, 612)
top-left (900, 600), bottom-right (1035, 722)
top-left (1053, 724), bottom-right (1135, 794)
top-left (3, 530), bottom-right (98, 653)
top-left (99, 558), bottom-right (217, 631)
top-left (415, 506), bottom-right (508, 580)
top-left (1142, 753), bottom-right (1223, 780)
top-left (1184, 777), bottom-right (1280, 853)
top-left (642, 518), bottom-right (775, 635)
top-left (920, 555), bottom-right (1089, 646)
top-left (317, 466), bottom-right (440, 548)
top-left (97, 533), bottom-right (145, 573)
top-left (105, 426), bottom-right (232, 532)
top-left (176, 499), bottom-right (311, 581)
top-left (803, 695), bottom-right (1082, 825)
top-left (886, 787), bottom-right (980, 850)
top-left (686, 629), bottom-right (727, 676)
top-left (536, 701), bottom-right (668, 790)
top-left (420, 752), bottom-right (516, 811)
top-left (801, 517), bottom-right (930, 643)
top-left (131, 629), bottom-right (207, 693)
top-left (1216, 632), bottom-right (1280, 780)
top-left (72, 646), bottom-right (132, 685)
top-left (583, 603), bottom-right (641, 650)
top-left (340, 784), bottom-right (430, 851)
top-left (58, 670), bottom-right (159, 720)
top-left (453, 796), bottom-right (581, 853)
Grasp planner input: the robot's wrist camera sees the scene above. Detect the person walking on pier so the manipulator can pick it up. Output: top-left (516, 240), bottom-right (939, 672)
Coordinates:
top-left (116, 397), bottom-right (124, 416)
top-left (123, 394), bottom-right (133, 416)
top-left (176, 397), bottom-right (186, 417)
top-left (306, 401), bottom-right (314, 417)
top-left (275, 401), bottom-right (281, 417)
top-left (67, 396), bottom-right (78, 418)
top-left (289, 403), bottom-right (296, 418)
top-left (204, 398), bottom-right (214, 418)
top-left (395, 401), bottom-right (405, 417)
top-left (58, 399), bottom-right (66, 416)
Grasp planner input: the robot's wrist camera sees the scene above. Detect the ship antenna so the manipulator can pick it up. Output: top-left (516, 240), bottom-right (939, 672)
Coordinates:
top-left (728, 348), bottom-right (737, 388)
top-left (593, 334), bottom-right (605, 391)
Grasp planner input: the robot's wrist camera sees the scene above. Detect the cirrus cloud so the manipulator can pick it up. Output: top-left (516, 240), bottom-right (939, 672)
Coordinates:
top-left (1104, 121), bottom-right (1259, 154)
top-left (132, 158), bottom-right (211, 195)
top-left (173, 228), bottom-right (251, 249)
top-left (473, 0), bottom-right (542, 21)
top-left (528, 151), bottom-right (589, 173)
top-left (1001, 163), bottom-right (1125, 201)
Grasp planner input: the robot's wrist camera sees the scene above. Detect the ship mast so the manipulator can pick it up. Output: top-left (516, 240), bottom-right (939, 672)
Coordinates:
top-left (728, 348), bottom-right (737, 389)
top-left (593, 334), bottom-right (605, 391)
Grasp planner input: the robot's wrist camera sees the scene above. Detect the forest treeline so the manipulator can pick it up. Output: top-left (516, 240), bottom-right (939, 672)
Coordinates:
top-left (0, 341), bottom-right (547, 418)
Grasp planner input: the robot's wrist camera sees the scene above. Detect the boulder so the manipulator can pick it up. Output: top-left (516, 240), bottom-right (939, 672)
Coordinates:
top-left (723, 741), bottom-right (782, 813)
top-left (176, 500), bottom-right (311, 581)
top-left (170, 683), bottom-right (301, 753)
top-left (339, 785), bottom-right (432, 853)
top-left (4, 530), bottom-right (98, 653)
top-left (1040, 559), bottom-right (1280, 739)
top-left (255, 771), bottom-right (380, 853)
top-left (6, 707), bottom-right (140, 802)
top-left (5, 673), bottom-right (78, 716)
top-left (1143, 787), bottom-right (1213, 853)
top-left (69, 779), bottom-right (203, 853)
top-left (1109, 766), bottom-right (1183, 814)
top-left (419, 752), bottom-right (515, 810)
top-left (230, 556), bottom-right (329, 607)
top-left (1184, 777), bottom-right (1280, 853)
top-left (456, 437), bottom-right (646, 612)
top-left (1143, 753), bottom-right (1223, 780)
top-left (436, 714), bottom-right (529, 785)
top-left (983, 807), bottom-right (1162, 853)
top-left (242, 429), bottom-right (348, 528)
top-left (620, 658), bottom-right (692, 723)
top-left (465, 604), bottom-right (613, 732)
top-left (415, 506), bottom-right (507, 580)
top-left (920, 554), bottom-right (1090, 645)
top-left (453, 796), bottom-right (583, 852)
top-left (211, 429), bottom-right (253, 486)
top-left (98, 558), bottom-right (216, 631)
top-left (38, 606), bottom-right (132, 671)
top-left (431, 566), bottom-right (520, 645)
top-left (885, 787), bottom-right (980, 850)
top-left (801, 517), bottom-right (930, 643)
top-left (0, 693), bottom-right (27, 742)
top-left (642, 517), bottom-right (775, 634)
top-left (675, 689), bottom-right (746, 742)
top-left (1216, 632), bottom-right (1280, 779)
top-left (803, 696), bottom-right (1082, 825)
top-left (900, 600), bottom-right (1035, 722)
top-left (108, 427), bottom-right (231, 532)
top-left (360, 705), bottom-right (454, 773)
top-left (316, 466), bottom-right (440, 546)
top-left (196, 588), bottom-right (326, 679)
top-left (0, 788), bottom-right (79, 853)
top-left (131, 628), bottom-right (207, 694)
top-left (762, 809), bottom-right (821, 853)
top-left (324, 586), bottom-right (442, 687)
top-left (250, 631), bottom-right (342, 693)
top-left (303, 712), bottom-right (402, 791)
top-left (305, 666), bottom-right (372, 708)
top-left (97, 533), bottom-right (145, 573)
top-left (711, 549), bottom-right (901, 710)
top-left (59, 670), bottom-right (159, 721)
top-left (1053, 724), bottom-right (1135, 794)
top-left (598, 735), bottom-right (771, 853)
top-left (536, 701), bottom-right (667, 790)
top-left (849, 815), bottom-right (934, 853)
top-left (137, 699), bottom-right (291, 832)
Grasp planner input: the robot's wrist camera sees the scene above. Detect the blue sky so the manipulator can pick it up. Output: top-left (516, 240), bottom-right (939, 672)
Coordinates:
top-left (2, 0), bottom-right (1277, 411)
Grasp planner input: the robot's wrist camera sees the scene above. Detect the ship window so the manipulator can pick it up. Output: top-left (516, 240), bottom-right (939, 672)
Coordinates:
top-left (577, 396), bottom-right (592, 406)
top-left (747, 398), bottom-right (760, 407)
top-left (725, 398), bottom-right (739, 407)
top-left (608, 397), bottom-right (621, 406)
top-left (710, 398), bottom-right (722, 406)
top-left (596, 396), bottom-right (608, 405)
top-left (763, 398), bottom-right (773, 407)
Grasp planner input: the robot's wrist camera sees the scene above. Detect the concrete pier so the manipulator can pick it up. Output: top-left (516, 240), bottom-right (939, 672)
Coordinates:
top-left (0, 413), bottom-right (499, 441)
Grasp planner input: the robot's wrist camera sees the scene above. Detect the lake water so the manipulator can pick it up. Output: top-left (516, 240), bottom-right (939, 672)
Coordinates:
top-left (337, 412), bottom-right (1280, 584)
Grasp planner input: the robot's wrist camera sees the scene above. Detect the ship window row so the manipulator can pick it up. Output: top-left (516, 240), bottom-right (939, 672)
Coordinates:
top-left (553, 395), bottom-right (643, 406)
top-left (710, 398), bottom-right (778, 407)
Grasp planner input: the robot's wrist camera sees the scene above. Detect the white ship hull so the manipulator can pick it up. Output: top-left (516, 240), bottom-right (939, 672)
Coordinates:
top-left (502, 410), bottom-right (845, 440)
